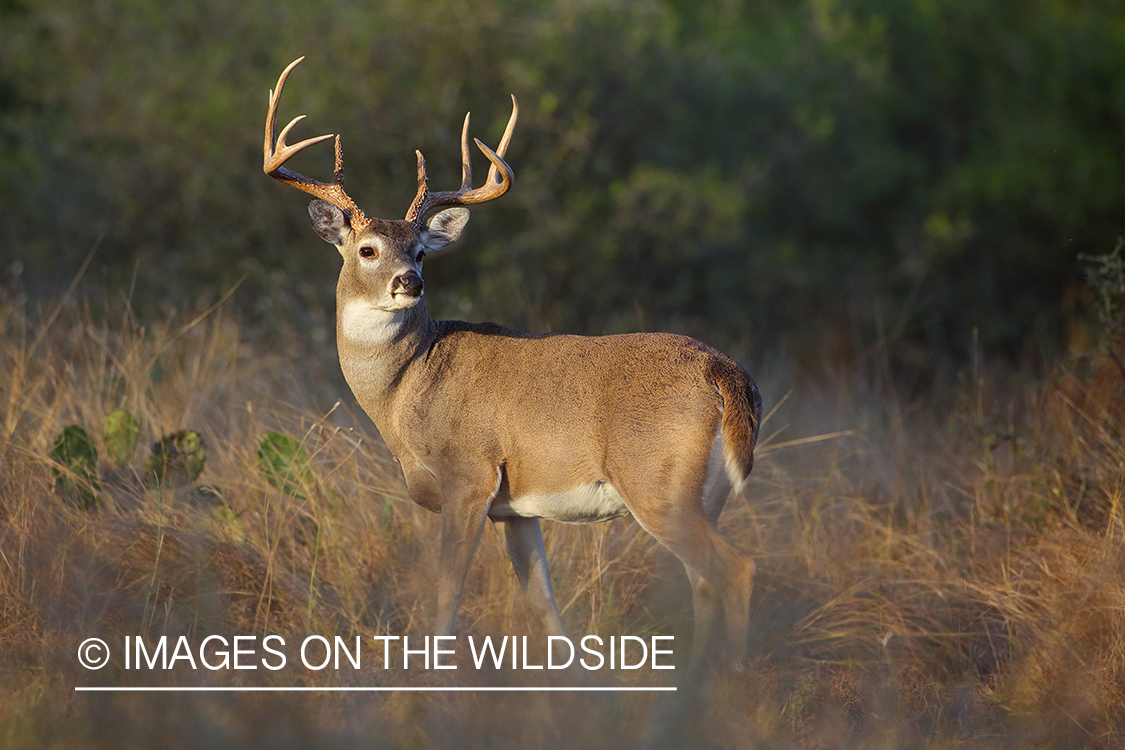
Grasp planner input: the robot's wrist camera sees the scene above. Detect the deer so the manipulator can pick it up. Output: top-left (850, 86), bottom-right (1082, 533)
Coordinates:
top-left (263, 58), bottom-right (763, 669)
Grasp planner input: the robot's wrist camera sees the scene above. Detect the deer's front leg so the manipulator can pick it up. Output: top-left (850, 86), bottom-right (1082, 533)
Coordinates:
top-left (434, 471), bottom-right (499, 637)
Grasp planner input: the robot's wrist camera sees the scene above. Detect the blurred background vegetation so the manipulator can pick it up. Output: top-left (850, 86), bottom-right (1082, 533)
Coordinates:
top-left (1, 0), bottom-right (1123, 377)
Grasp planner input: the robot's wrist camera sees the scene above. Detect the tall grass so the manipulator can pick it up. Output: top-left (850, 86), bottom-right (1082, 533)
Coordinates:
top-left (2, 293), bottom-right (1124, 748)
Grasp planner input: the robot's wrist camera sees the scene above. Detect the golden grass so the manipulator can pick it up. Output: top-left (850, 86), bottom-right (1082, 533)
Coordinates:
top-left (2, 293), bottom-right (1125, 748)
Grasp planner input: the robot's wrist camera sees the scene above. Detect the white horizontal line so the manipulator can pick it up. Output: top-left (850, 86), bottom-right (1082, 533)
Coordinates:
top-left (75, 686), bottom-right (676, 693)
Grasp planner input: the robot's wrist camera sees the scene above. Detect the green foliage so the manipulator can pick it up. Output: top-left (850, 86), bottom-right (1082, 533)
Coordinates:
top-left (1080, 239), bottom-right (1125, 344)
top-left (3, 0), bottom-right (1124, 365)
top-left (1079, 238), bottom-right (1125, 381)
top-left (257, 431), bottom-right (313, 498)
top-left (102, 409), bottom-right (139, 469)
top-left (49, 425), bottom-right (99, 510)
top-left (144, 430), bottom-right (206, 489)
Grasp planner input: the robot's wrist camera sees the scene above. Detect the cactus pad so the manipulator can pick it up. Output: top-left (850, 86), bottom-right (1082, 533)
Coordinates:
top-left (102, 409), bottom-right (139, 468)
top-left (257, 431), bottom-right (314, 498)
top-left (50, 425), bottom-right (100, 509)
top-left (145, 430), bottom-right (206, 488)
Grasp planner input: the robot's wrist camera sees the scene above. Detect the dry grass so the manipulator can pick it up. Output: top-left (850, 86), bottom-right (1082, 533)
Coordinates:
top-left (2, 292), bottom-right (1125, 749)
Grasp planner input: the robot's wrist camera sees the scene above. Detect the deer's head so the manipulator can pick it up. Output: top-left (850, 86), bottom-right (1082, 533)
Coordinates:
top-left (263, 57), bottom-right (517, 313)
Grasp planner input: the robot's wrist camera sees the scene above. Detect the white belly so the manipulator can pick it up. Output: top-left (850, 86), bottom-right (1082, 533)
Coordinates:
top-left (491, 481), bottom-right (630, 524)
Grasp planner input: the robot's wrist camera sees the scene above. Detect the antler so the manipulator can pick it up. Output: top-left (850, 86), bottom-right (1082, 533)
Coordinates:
top-left (404, 96), bottom-right (519, 225)
top-left (264, 57), bottom-right (370, 226)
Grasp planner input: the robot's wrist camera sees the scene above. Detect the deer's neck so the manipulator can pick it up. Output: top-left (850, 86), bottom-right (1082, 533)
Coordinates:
top-left (335, 296), bottom-right (438, 425)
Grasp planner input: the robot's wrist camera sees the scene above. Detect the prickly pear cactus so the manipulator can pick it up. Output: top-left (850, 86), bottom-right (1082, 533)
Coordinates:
top-left (257, 431), bottom-right (314, 498)
top-left (145, 430), bottom-right (206, 488)
top-left (50, 425), bottom-right (100, 509)
top-left (102, 409), bottom-right (139, 469)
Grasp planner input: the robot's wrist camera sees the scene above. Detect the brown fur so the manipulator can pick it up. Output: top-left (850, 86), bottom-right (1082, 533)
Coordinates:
top-left (264, 59), bottom-right (762, 667)
top-left (711, 355), bottom-right (763, 482)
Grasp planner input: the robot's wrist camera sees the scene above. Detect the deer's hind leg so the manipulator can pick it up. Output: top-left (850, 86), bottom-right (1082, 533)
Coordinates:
top-left (681, 445), bottom-right (746, 667)
top-left (654, 511), bottom-right (754, 668)
top-left (616, 445), bottom-right (754, 668)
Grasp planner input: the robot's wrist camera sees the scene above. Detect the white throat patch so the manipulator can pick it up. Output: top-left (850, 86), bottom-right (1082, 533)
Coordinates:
top-left (339, 299), bottom-right (406, 345)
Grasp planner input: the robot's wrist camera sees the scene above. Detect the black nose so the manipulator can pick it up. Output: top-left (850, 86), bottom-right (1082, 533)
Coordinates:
top-left (393, 271), bottom-right (424, 297)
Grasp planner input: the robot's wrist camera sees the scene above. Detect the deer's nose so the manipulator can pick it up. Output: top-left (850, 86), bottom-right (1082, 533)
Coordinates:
top-left (392, 271), bottom-right (424, 297)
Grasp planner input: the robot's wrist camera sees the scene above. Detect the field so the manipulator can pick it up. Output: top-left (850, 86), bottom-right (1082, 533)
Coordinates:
top-left (2, 289), bottom-right (1124, 749)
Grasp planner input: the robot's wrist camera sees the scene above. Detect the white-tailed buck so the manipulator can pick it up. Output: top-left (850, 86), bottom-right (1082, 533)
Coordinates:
top-left (263, 58), bottom-right (763, 667)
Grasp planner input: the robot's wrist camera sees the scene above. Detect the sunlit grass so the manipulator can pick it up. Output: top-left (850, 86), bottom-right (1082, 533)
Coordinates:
top-left (2, 293), bottom-right (1124, 748)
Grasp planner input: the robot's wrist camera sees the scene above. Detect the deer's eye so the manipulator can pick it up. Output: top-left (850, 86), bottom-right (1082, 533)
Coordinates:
top-left (359, 246), bottom-right (377, 259)
top-left (416, 250), bottom-right (426, 263)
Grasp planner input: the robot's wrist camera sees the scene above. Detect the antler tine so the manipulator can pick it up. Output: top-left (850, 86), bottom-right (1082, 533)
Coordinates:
top-left (263, 57), bottom-right (367, 224)
top-left (471, 138), bottom-right (515, 194)
top-left (405, 152), bottom-right (428, 224)
top-left (405, 95), bottom-right (519, 225)
top-left (263, 57), bottom-right (300, 164)
top-left (459, 113), bottom-right (473, 191)
top-left (486, 95), bottom-right (519, 185)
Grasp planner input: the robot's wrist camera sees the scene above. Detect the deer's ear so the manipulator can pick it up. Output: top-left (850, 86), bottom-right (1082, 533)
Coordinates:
top-left (309, 200), bottom-right (352, 246)
top-left (421, 207), bottom-right (470, 253)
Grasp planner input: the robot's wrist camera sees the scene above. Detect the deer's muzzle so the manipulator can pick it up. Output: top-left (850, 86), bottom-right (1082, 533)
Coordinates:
top-left (392, 271), bottom-right (424, 298)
